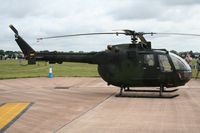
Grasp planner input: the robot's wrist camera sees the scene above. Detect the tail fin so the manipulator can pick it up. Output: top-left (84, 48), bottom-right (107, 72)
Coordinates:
top-left (9, 25), bottom-right (35, 59)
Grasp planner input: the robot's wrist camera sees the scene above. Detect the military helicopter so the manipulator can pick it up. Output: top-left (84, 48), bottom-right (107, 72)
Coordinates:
top-left (10, 24), bottom-right (196, 98)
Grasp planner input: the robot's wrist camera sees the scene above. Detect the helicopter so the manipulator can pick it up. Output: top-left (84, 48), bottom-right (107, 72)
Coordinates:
top-left (9, 24), bottom-right (196, 98)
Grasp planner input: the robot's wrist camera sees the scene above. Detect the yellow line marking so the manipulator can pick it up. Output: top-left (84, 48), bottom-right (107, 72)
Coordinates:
top-left (0, 102), bottom-right (30, 129)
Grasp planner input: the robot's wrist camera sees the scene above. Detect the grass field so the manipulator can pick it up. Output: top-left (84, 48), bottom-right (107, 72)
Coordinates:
top-left (0, 60), bottom-right (199, 79)
top-left (0, 60), bottom-right (99, 79)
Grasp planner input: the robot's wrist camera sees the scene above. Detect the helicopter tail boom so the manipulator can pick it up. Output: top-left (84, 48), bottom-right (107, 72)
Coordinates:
top-left (9, 25), bottom-right (99, 64)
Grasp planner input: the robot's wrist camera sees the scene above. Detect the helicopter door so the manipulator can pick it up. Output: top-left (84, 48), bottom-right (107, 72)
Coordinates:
top-left (141, 54), bottom-right (160, 85)
top-left (158, 54), bottom-right (174, 86)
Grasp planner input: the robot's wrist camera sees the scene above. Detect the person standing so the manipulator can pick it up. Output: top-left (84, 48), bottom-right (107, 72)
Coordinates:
top-left (185, 53), bottom-right (193, 68)
top-left (196, 56), bottom-right (200, 79)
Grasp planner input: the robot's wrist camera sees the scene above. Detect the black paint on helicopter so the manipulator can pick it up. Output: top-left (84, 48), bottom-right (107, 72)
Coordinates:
top-left (10, 24), bottom-right (196, 98)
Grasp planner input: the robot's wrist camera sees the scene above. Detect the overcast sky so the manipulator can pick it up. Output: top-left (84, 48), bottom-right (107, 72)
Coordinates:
top-left (1, 0), bottom-right (200, 52)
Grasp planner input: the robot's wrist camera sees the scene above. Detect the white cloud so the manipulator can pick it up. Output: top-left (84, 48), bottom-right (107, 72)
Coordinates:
top-left (1, 0), bottom-right (200, 52)
top-left (161, 0), bottom-right (200, 5)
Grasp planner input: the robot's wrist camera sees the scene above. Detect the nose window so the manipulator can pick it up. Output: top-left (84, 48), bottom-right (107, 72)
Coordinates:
top-left (158, 54), bottom-right (172, 72)
top-left (170, 53), bottom-right (191, 71)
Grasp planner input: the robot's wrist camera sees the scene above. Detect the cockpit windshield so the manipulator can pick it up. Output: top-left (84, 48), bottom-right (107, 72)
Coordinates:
top-left (169, 52), bottom-right (191, 71)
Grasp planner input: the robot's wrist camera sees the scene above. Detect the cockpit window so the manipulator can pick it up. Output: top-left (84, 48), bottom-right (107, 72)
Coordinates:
top-left (144, 54), bottom-right (154, 66)
top-left (169, 53), bottom-right (191, 71)
top-left (158, 54), bottom-right (172, 72)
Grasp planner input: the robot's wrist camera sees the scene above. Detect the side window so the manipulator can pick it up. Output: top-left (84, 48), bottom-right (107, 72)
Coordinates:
top-left (143, 54), bottom-right (154, 66)
top-left (158, 54), bottom-right (172, 72)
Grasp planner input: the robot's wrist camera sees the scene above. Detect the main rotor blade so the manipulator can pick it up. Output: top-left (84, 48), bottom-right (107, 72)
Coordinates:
top-left (37, 32), bottom-right (125, 41)
top-left (37, 30), bottom-right (200, 41)
top-left (152, 32), bottom-right (200, 37)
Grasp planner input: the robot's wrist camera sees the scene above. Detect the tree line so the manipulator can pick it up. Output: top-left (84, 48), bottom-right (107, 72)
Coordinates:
top-left (0, 49), bottom-right (200, 60)
top-left (0, 50), bottom-right (23, 60)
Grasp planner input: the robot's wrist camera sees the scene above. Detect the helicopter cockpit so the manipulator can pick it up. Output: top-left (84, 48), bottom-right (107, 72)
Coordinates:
top-left (139, 50), bottom-right (192, 87)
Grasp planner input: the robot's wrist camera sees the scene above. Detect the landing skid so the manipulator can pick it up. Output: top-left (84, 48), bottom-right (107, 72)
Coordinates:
top-left (116, 86), bottom-right (179, 98)
top-left (124, 89), bottom-right (179, 93)
top-left (115, 94), bottom-right (179, 98)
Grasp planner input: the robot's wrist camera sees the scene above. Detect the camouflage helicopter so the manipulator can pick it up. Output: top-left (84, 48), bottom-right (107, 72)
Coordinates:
top-left (10, 25), bottom-right (196, 98)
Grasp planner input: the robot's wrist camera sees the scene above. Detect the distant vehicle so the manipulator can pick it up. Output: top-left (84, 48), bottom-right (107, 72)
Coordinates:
top-left (10, 25), bottom-right (197, 98)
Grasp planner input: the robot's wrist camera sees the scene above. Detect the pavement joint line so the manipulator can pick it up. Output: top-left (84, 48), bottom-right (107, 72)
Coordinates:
top-left (0, 102), bottom-right (34, 133)
top-left (53, 92), bottom-right (116, 133)
top-left (0, 103), bottom-right (6, 107)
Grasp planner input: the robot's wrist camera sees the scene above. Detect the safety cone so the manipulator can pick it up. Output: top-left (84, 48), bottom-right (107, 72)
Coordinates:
top-left (48, 64), bottom-right (53, 78)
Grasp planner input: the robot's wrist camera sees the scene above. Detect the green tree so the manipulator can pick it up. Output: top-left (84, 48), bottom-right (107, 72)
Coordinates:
top-left (0, 50), bottom-right (4, 55)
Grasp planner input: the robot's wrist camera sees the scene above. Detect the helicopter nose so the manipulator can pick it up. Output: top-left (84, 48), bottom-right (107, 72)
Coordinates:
top-left (177, 71), bottom-right (192, 81)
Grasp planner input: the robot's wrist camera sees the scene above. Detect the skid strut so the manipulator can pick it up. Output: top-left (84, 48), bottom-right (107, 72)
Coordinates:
top-left (116, 85), bottom-right (125, 97)
top-left (160, 84), bottom-right (164, 96)
top-left (119, 86), bottom-right (124, 96)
